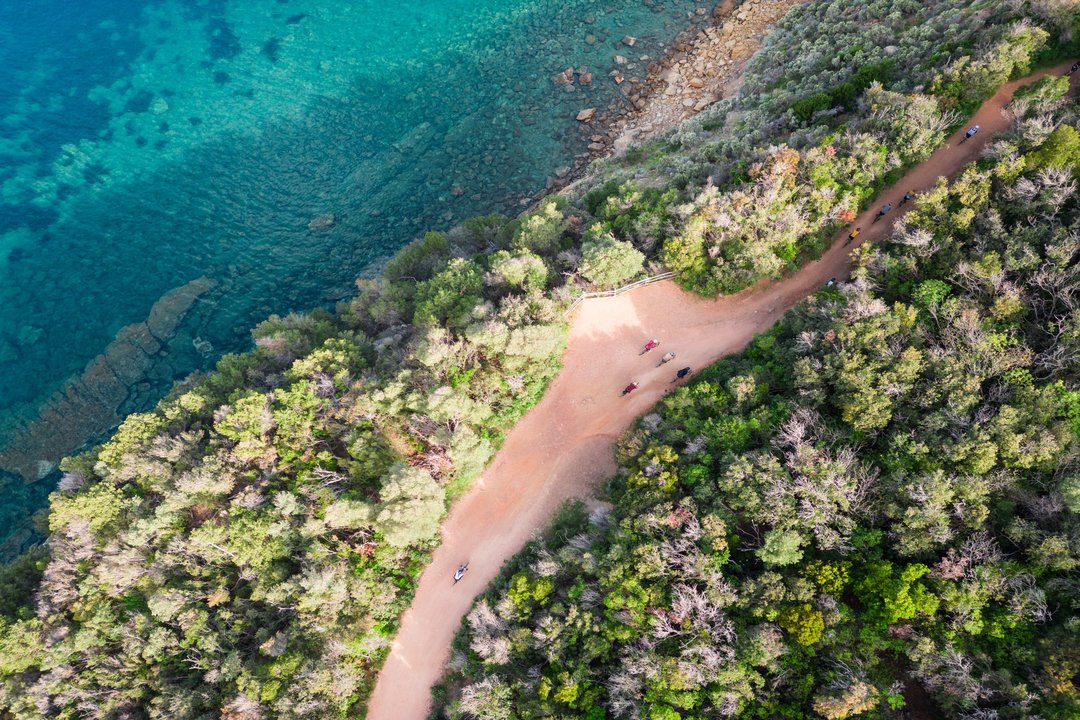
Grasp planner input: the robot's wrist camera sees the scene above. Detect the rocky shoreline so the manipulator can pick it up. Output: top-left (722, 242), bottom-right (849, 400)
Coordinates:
top-left (545, 0), bottom-right (804, 193)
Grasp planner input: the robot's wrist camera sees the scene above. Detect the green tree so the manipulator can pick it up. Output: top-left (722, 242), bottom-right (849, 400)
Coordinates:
top-left (579, 233), bottom-right (645, 287)
top-left (414, 258), bottom-right (484, 327)
top-left (854, 562), bottom-right (939, 628)
top-left (757, 529), bottom-right (805, 567)
top-left (513, 200), bottom-right (566, 255)
top-left (1026, 124), bottom-right (1080, 172)
top-left (779, 604), bottom-right (824, 646)
top-left (489, 250), bottom-right (548, 291)
top-left (373, 464), bottom-right (445, 547)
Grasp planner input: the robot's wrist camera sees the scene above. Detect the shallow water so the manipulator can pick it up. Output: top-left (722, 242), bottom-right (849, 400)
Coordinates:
top-left (0, 0), bottom-right (706, 554)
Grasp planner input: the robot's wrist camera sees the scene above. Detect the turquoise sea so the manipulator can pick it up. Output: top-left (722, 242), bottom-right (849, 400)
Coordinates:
top-left (0, 0), bottom-right (706, 554)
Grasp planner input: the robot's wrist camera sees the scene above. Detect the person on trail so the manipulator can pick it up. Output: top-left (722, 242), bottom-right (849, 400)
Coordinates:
top-left (622, 381), bottom-right (639, 396)
top-left (960, 125), bottom-right (979, 144)
top-left (672, 367), bottom-right (692, 382)
top-left (872, 203), bottom-right (893, 224)
top-left (658, 351), bottom-right (676, 366)
top-left (453, 563), bottom-right (469, 585)
top-left (825, 277), bottom-right (837, 288)
top-left (844, 226), bottom-right (861, 246)
top-left (899, 191), bottom-right (913, 207)
top-left (640, 339), bottom-right (660, 355)
top-left (1068, 62), bottom-right (1080, 76)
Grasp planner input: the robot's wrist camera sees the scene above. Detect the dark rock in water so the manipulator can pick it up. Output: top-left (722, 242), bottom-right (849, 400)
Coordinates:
top-left (208, 20), bottom-right (242, 61)
top-left (262, 37), bottom-right (282, 63)
top-left (124, 89), bottom-right (154, 114)
top-left (308, 213), bottom-right (336, 231)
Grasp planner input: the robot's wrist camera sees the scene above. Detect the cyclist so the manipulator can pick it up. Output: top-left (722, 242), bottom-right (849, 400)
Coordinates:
top-left (844, 226), bottom-right (861, 246)
top-left (453, 563), bottom-right (469, 584)
top-left (959, 125), bottom-right (979, 144)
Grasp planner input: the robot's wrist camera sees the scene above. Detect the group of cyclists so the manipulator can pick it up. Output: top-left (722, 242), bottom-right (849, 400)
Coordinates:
top-left (844, 120), bottom-right (983, 254)
top-left (623, 339), bottom-right (692, 396)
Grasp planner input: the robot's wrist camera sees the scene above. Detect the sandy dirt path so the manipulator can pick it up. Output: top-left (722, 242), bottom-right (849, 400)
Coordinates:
top-left (365, 62), bottom-right (1076, 720)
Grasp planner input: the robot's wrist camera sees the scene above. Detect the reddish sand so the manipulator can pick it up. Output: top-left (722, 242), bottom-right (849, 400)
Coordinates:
top-left (364, 63), bottom-right (1076, 720)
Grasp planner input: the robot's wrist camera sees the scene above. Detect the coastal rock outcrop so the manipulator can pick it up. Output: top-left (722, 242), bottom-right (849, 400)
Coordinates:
top-left (540, 0), bottom-right (806, 197)
top-left (612, 0), bottom-right (804, 148)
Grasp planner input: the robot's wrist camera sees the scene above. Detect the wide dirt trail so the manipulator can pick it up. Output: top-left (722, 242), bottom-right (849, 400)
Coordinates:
top-left (365, 63), bottom-right (1076, 720)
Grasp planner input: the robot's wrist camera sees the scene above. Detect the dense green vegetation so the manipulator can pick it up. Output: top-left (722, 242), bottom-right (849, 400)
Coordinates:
top-left (1, 0), bottom-right (1078, 718)
top-left (435, 80), bottom-right (1080, 720)
top-left (0, 211), bottom-right (576, 717)
top-left (589, 0), bottom-right (1065, 296)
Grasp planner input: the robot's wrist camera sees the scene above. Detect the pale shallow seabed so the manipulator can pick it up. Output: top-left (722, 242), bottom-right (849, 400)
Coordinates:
top-left (0, 0), bottom-right (706, 554)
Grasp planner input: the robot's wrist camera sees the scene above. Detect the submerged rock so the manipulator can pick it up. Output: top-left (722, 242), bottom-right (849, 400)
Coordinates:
top-left (552, 68), bottom-right (575, 87)
top-left (0, 277), bottom-right (215, 483)
top-left (308, 213), bottom-right (336, 232)
top-left (16, 326), bottom-right (43, 347)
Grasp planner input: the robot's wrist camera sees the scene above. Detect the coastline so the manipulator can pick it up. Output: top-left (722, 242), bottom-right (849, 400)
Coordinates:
top-left (0, 0), bottom-right (806, 564)
top-left (547, 0), bottom-right (804, 195)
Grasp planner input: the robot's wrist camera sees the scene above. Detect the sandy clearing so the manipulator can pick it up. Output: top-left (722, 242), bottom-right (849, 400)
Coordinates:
top-left (364, 62), bottom-right (1077, 720)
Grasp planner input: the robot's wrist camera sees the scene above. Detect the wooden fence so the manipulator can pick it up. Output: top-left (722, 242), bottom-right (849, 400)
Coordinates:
top-left (561, 271), bottom-right (676, 318)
